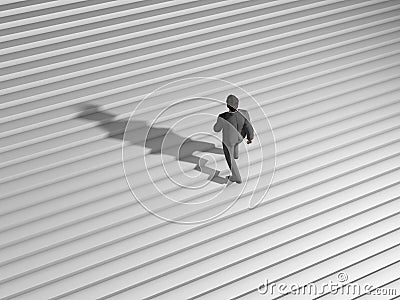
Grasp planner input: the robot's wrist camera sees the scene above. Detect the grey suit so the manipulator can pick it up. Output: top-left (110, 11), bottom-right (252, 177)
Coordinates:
top-left (213, 109), bottom-right (254, 182)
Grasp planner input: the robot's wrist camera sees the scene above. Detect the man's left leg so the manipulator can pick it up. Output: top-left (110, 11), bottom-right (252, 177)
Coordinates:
top-left (233, 143), bottom-right (239, 159)
top-left (225, 144), bottom-right (241, 183)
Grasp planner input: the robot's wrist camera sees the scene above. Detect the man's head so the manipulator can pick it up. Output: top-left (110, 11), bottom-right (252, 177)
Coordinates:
top-left (226, 94), bottom-right (239, 112)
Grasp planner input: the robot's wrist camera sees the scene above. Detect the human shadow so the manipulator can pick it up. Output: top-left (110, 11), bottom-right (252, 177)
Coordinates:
top-left (78, 104), bottom-right (228, 184)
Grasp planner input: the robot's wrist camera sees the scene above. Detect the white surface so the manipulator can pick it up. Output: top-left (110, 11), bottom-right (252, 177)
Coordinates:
top-left (0, 0), bottom-right (399, 299)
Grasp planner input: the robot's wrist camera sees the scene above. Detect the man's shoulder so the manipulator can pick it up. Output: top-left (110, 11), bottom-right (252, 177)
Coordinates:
top-left (218, 111), bottom-right (230, 119)
top-left (238, 109), bottom-right (249, 118)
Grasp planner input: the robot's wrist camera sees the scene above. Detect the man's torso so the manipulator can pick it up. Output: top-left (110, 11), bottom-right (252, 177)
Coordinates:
top-left (218, 109), bottom-right (249, 145)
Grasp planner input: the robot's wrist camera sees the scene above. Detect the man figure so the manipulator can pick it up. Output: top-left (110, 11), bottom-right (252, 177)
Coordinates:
top-left (213, 94), bottom-right (254, 184)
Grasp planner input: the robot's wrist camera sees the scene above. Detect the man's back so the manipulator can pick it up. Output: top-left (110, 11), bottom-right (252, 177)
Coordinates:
top-left (214, 109), bottom-right (254, 145)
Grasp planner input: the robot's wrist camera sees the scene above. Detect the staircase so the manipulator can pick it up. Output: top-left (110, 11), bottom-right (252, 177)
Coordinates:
top-left (0, 0), bottom-right (399, 299)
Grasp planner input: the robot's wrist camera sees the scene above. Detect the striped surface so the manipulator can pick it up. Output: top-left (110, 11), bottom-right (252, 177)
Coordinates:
top-left (1, 0), bottom-right (400, 299)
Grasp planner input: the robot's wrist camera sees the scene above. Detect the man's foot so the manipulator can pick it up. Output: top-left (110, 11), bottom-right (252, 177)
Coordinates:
top-left (227, 176), bottom-right (242, 184)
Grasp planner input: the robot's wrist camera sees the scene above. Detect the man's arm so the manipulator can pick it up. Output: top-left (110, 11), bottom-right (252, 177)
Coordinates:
top-left (241, 110), bottom-right (254, 141)
top-left (213, 115), bottom-right (223, 132)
